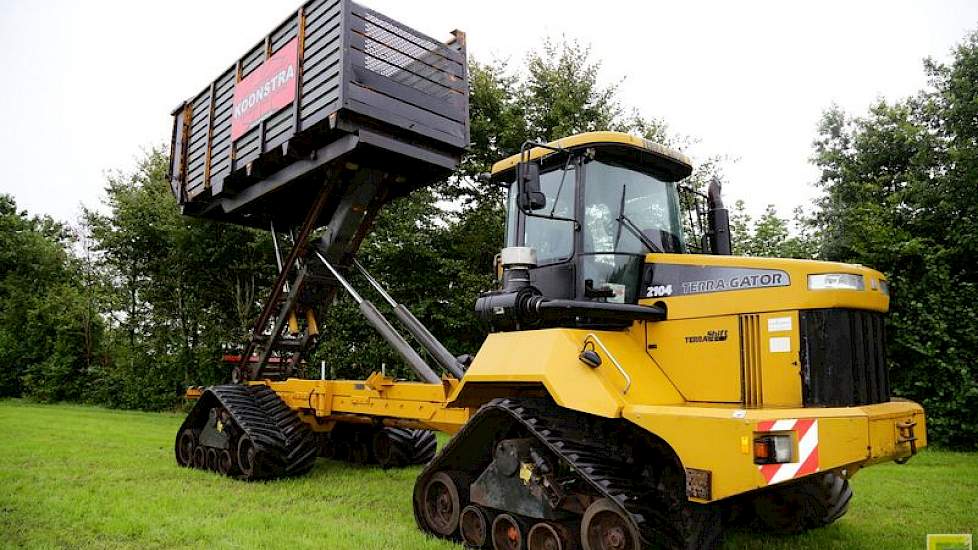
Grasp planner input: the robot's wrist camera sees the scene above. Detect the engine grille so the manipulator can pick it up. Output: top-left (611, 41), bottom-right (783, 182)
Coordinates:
top-left (739, 314), bottom-right (763, 407)
top-left (799, 309), bottom-right (890, 407)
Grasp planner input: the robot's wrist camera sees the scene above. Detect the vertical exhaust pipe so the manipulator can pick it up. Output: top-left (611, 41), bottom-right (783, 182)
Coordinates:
top-left (707, 178), bottom-right (732, 256)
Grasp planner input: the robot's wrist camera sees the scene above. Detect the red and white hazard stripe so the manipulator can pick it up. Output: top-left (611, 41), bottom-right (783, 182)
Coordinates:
top-left (756, 418), bottom-right (819, 485)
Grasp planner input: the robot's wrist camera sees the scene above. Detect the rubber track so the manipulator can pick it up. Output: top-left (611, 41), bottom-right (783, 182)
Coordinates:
top-left (176, 384), bottom-right (318, 480)
top-left (249, 385), bottom-right (319, 477)
top-left (382, 428), bottom-right (437, 467)
top-left (414, 397), bottom-right (680, 547)
top-left (175, 385), bottom-right (287, 479)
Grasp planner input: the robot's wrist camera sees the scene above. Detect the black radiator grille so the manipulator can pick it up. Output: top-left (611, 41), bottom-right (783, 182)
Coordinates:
top-left (799, 309), bottom-right (890, 407)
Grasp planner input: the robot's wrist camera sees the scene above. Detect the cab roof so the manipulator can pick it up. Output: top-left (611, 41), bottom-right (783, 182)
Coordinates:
top-left (490, 131), bottom-right (693, 182)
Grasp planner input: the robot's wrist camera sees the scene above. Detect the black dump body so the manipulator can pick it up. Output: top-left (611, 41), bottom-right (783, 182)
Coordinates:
top-left (168, 0), bottom-right (468, 229)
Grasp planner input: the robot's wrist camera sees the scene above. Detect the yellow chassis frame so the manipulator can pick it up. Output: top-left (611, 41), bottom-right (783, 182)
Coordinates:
top-left (188, 372), bottom-right (924, 502)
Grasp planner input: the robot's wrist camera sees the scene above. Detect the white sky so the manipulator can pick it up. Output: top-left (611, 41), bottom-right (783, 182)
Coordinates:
top-left (1, 0), bottom-right (976, 223)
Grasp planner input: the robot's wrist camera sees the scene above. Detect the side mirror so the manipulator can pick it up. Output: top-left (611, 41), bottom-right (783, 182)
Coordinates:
top-left (517, 161), bottom-right (546, 211)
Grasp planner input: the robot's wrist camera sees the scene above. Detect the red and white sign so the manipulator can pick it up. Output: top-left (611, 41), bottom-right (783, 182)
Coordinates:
top-left (756, 418), bottom-right (820, 485)
top-left (231, 38), bottom-right (299, 141)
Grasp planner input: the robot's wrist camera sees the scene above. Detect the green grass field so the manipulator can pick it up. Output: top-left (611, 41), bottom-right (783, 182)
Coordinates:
top-left (0, 400), bottom-right (974, 549)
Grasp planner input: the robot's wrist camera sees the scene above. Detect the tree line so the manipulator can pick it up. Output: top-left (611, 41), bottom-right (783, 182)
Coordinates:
top-left (1, 35), bottom-right (976, 448)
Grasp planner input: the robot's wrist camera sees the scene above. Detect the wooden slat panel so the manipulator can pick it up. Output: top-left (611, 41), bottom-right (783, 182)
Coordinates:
top-left (303, 0), bottom-right (339, 26)
top-left (186, 144), bottom-right (208, 165)
top-left (191, 91), bottom-right (210, 108)
top-left (187, 128), bottom-right (209, 151)
top-left (352, 68), bottom-right (463, 121)
top-left (211, 140), bottom-right (231, 159)
top-left (235, 137), bottom-right (261, 161)
top-left (212, 101), bottom-right (234, 124)
top-left (270, 16), bottom-right (299, 51)
top-left (211, 157), bottom-right (230, 174)
top-left (347, 85), bottom-right (461, 137)
top-left (215, 75), bottom-right (235, 95)
top-left (233, 125), bottom-right (261, 165)
top-left (240, 43), bottom-right (265, 76)
top-left (345, 94), bottom-right (466, 147)
top-left (304, 3), bottom-right (342, 36)
top-left (187, 132), bottom-right (209, 155)
top-left (236, 147), bottom-right (262, 167)
top-left (300, 91), bottom-right (340, 121)
top-left (302, 43), bottom-right (342, 81)
top-left (301, 69), bottom-right (341, 105)
top-left (213, 109), bottom-right (232, 129)
top-left (264, 106), bottom-right (294, 144)
top-left (302, 24), bottom-right (342, 64)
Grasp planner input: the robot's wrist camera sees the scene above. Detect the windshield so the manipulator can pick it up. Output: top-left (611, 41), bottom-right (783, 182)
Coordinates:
top-left (580, 160), bottom-right (685, 303)
top-left (583, 161), bottom-right (686, 254)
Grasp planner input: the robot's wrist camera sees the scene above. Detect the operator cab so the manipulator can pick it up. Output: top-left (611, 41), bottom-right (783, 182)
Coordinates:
top-left (489, 132), bottom-right (723, 309)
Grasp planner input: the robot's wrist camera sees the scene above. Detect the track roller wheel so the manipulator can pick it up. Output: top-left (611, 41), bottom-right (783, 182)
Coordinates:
top-left (192, 446), bottom-right (206, 469)
top-left (528, 522), bottom-right (573, 550)
top-left (206, 448), bottom-right (219, 471)
top-left (237, 437), bottom-right (257, 478)
top-left (460, 504), bottom-right (489, 548)
top-left (492, 513), bottom-right (526, 550)
top-left (582, 498), bottom-right (640, 550)
top-left (175, 428), bottom-right (195, 467)
top-left (421, 471), bottom-right (465, 537)
top-left (217, 449), bottom-right (234, 476)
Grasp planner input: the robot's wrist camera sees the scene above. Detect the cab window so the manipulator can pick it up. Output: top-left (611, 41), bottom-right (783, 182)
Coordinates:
top-left (506, 167), bottom-right (576, 265)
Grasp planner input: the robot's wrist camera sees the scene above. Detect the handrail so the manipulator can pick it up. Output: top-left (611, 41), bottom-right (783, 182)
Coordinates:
top-left (584, 333), bottom-right (631, 395)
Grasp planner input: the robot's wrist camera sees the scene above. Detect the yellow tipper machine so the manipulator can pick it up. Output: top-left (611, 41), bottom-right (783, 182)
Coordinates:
top-left (169, 2), bottom-right (924, 548)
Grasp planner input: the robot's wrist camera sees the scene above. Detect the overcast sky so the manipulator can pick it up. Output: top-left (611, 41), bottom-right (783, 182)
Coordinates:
top-left (1, 0), bottom-right (976, 224)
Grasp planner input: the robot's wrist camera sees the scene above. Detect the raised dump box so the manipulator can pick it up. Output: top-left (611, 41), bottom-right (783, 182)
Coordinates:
top-left (168, 0), bottom-right (468, 228)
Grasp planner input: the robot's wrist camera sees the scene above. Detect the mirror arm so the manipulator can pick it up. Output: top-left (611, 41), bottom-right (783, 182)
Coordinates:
top-left (519, 140), bottom-right (571, 158)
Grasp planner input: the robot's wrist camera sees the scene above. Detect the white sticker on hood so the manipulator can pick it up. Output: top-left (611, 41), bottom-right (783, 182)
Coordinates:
top-left (769, 336), bottom-right (791, 353)
top-left (768, 316), bottom-right (792, 332)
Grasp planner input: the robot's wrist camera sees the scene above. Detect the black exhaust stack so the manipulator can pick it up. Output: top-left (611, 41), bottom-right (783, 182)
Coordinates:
top-left (707, 178), bottom-right (732, 256)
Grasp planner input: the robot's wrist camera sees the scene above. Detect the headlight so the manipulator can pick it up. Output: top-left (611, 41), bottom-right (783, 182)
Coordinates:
top-left (808, 273), bottom-right (865, 291)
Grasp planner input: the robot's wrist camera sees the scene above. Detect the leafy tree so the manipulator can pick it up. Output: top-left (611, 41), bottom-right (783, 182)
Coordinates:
top-left (729, 201), bottom-right (817, 259)
top-left (0, 194), bottom-right (102, 400)
top-left (811, 31), bottom-right (978, 448)
top-left (84, 149), bottom-right (276, 409)
top-left (521, 40), bottom-right (622, 141)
